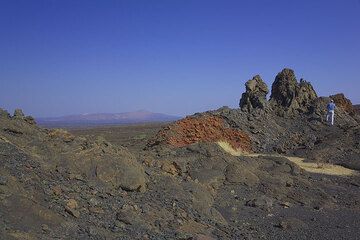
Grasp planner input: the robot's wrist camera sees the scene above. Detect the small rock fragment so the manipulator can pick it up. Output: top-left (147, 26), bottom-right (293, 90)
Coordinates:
top-left (65, 207), bottom-right (80, 218)
top-left (52, 185), bottom-right (62, 195)
top-left (277, 218), bottom-right (308, 230)
top-left (246, 196), bottom-right (274, 210)
top-left (0, 176), bottom-right (8, 185)
top-left (66, 199), bottom-right (78, 209)
top-left (89, 207), bottom-right (104, 214)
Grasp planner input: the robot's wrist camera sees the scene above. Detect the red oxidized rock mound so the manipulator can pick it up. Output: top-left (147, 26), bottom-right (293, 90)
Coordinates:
top-left (149, 115), bottom-right (252, 152)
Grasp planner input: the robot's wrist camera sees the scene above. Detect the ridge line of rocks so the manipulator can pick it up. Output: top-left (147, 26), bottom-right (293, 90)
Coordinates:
top-left (239, 68), bottom-right (355, 116)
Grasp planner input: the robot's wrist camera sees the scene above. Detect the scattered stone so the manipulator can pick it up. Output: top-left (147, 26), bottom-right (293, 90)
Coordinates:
top-left (225, 163), bottom-right (259, 186)
top-left (66, 199), bottom-right (78, 209)
top-left (88, 207), bottom-right (104, 214)
top-left (116, 209), bottom-right (141, 225)
top-left (161, 160), bottom-right (181, 175)
top-left (285, 179), bottom-right (294, 187)
top-left (195, 234), bottom-right (217, 240)
top-left (143, 158), bottom-right (154, 167)
top-left (41, 224), bottom-right (50, 233)
top-left (69, 173), bottom-right (85, 181)
top-left (277, 218), bottom-right (308, 230)
top-left (88, 198), bottom-right (100, 206)
top-left (0, 176), bottom-right (8, 185)
top-left (65, 207), bottom-right (80, 218)
top-left (52, 185), bottom-right (62, 195)
top-left (280, 202), bottom-right (291, 208)
top-left (246, 196), bottom-right (274, 210)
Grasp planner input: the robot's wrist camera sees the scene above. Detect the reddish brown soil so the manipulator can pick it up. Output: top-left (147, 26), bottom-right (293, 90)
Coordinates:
top-left (152, 115), bottom-right (252, 152)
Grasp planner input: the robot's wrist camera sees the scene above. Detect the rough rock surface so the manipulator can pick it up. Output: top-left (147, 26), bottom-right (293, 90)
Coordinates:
top-left (0, 108), bottom-right (10, 118)
top-left (0, 111), bottom-right (146, 191)
top-left (151, 68), bottom-right (359, 171)
top-left (1, 68), bottom-right (360, 240)
top-left (148, 115), bottom-right (252, 152)
top-left (355, 104), bottom-right (360, 114)
top-left (239, 75), bottom-right (269, 111)
top-left (270, 68), bottom-right (317, 112)
top-left (330, 93), bottom-right (355, 115)
top-left (13, 109), bottom-right (25, 119)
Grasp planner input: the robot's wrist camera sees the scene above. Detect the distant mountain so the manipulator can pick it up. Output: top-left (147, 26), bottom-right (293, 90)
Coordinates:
top-left (36, 110), bottom-right (181, 127)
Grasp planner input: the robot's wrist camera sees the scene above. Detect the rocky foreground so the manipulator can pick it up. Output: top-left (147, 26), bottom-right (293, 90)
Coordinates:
top-left (1, 68), bottom-right (360, 240)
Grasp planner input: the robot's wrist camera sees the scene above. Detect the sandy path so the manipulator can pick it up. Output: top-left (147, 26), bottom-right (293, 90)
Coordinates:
top-left (217, 141), bottom-right (357, 176)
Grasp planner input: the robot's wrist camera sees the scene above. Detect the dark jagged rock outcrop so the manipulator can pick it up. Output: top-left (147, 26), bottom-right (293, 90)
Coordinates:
top-left (239, 68), bottom-right (318, 114)
top-left (270, 68), bottom-right (317, 112)
top-left (330, 93), bottom-right (355, 115)
top-left (239, 75), bottom-right (269, 111)
top-left (13, 108), bottom-right (25, 119)
top-left (0, 108), bottom-right (10, 118)
top-left (270, 68), bottom-right (298, 108)
top-left (10, 108), bottom-right (36, 124)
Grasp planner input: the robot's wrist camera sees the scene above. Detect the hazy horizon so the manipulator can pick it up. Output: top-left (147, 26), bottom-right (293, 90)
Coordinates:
top-left (1, 0), bottom-right (359, 117)
top-left (36, 109), bottom-right (182, 119)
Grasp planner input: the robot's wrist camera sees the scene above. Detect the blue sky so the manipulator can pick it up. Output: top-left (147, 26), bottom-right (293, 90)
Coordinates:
top-left (1, 0), bottom-right (359, 117)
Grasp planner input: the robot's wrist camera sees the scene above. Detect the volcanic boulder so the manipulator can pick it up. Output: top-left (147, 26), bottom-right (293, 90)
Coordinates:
top-left (330, 93), bottom-right (355, 115)
top-left (239, 75), bottom-right (269, 112)
top-left (270, 68), bottom-right (317, 112)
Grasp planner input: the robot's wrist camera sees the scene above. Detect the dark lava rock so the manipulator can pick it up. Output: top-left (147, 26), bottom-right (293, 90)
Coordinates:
top-left (24, 116), bottom-right (36, 125)
top-left (0, 176), bottom-right (7, 185)
top-left (246, 195), bottom-right (274, 210)
top-left (270, 68), bottom-right (299, 108)
top-left (1, 67), bottom-right (360, 240)
top-left (13, 108), bottom-right (25, 119)
top-left (270, 68), bottom-right (317, 112)
top-left (0, 109), bottom-right (147, 192)
top-left (195, 234), bottom-right (217, 240)
top-left (239, 75), bottom-right (269, 112)
top-left (354, 104), bottom-right (360, 114)
top-left (277, 218), bottom-right (308, 230)
top-left (0, 108), bottom-right (10, 119)
top-left (225, 163), bottom-right (259, 186)
top-left (330, 93), bottom-right (355, 115)
top-left (65, 207), bottom-right (80, 218)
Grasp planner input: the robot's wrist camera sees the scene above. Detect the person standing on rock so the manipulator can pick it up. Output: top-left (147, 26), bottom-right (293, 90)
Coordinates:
top-left (326, 99), bottom-right (336, 126)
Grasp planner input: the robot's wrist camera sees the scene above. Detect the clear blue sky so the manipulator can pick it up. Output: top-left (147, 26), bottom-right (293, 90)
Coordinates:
top-left (1, 0), bottom-right (359, 117)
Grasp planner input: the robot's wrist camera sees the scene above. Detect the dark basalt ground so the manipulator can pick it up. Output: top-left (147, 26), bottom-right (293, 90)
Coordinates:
top-left (1, 107), bottom-right (359, 240)
top-left (1, 69), bottom-right (360, 239)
